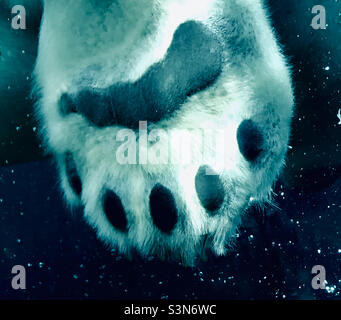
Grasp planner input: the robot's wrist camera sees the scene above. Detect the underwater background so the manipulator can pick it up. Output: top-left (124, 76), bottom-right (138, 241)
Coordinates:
top-left (0, 0), bottom-right (340, 299)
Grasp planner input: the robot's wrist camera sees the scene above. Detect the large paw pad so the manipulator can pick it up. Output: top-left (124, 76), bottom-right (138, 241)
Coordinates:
top-left (36, 1), bottom-right (294, 264)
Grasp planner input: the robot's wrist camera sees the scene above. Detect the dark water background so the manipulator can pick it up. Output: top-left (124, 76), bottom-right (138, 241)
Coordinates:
top-left (0, 159), bottom-right (340, 300)
top-left (0, 0), bottom-right (340, 299)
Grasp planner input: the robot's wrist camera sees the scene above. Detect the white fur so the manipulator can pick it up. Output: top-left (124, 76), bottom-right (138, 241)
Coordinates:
top-left (33, 0), bottom-right (294, 265)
